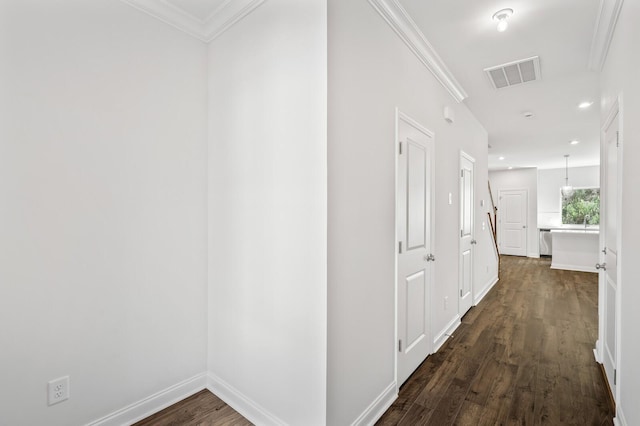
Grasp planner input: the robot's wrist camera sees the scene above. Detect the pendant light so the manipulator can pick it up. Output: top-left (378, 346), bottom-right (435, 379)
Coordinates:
top-left (561, 154), bottom-right (574, 198)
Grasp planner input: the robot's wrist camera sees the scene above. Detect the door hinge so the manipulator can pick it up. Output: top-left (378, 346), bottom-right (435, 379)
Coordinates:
top-left (398, 241), bottom-right (402, 254)
top-left (460, 229), bottom-right (463, 238)
top-left (616, 131), bottom-right (620, 148)
top-left (461, 169), bottom-right (464, 178)
top-left (614, 369), bottom-right (617, 385)
top-left (399, 141), bottom-right (403, 155)
top-left (460, 289), bottom-right (463, 297)
top-left (398, 340), bottom-right (402, 352)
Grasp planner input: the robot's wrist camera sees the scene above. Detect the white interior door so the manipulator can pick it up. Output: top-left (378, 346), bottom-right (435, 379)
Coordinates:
top-left (599, 105), bottom-right (620, 399)
top-left (396, 112), bottom-right (434, 386)
top-left (459, 152), bottom-right (475, 316)
top-left (498, 189), bottom-right (527, 256)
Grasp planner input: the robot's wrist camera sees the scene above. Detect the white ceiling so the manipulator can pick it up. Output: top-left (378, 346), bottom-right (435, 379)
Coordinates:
top-left (402, 0), bottom-right (602, 170)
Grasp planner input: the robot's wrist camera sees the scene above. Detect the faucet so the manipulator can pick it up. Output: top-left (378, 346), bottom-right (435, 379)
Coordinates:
top-left (584, 215), bottom-right (590, 229)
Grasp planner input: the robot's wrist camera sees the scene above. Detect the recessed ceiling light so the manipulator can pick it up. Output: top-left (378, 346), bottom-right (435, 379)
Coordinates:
top-left (578, 101), bottom-right (593, 109)
top-left (570, 140), bottom-right (580, 145)
top-left (492, 8), bottom-right (513, 32)
top-left (499, 156), bottom-right (505, 160)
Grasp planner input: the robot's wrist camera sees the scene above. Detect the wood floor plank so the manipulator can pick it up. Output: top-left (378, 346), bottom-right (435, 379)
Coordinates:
top-left (453, 400), bottom-right (488, 426)
top-left (396, 402), bottom-right (435, 426)
top-left (426, 378), bottom-right (471, 425)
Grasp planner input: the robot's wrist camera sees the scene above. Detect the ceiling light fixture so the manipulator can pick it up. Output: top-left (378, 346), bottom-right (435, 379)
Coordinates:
top-left (492, 8), bottom-right (513, 32)
top-left (561, 155), bottom-right (574, 198)
top-left (578, 101), bottom-right (593, 109)
top-left (499, 156), bottom-right (505, 160)
top-left (570, 140), bottom-right (580, 145)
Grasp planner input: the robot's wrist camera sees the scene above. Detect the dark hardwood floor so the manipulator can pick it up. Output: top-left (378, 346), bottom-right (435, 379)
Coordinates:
top-left (377, 255), bottom-right (614, 426)
top-left (136, 255), bottom-right (613, 425)
top-left (133, 389), bottom-right (251, 426)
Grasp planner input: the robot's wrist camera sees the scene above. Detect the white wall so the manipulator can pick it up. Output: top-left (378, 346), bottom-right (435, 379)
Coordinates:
top-left (0, 2), bottom-right (208, 425)
top-left (538, 165), bottom-right (600, 228)
top-left (489, 168), bottom-right (539, 257)
top-left (328, 1), bottom-right (492, 424)
top-left (600, 1), bottom-right (640, 424)
top-left (207, 0), bottom-right (327, 424)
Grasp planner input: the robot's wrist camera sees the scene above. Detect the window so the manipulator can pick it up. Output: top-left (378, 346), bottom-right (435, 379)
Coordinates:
top-left (562, 188), bottom-right (600, 225)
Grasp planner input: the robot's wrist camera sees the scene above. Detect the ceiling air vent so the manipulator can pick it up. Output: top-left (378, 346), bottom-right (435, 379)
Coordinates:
top-left (484, 56), bottom-right (541, 89)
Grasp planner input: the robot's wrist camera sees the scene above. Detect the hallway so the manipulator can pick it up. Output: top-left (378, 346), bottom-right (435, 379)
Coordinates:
top-left (378, 255), bottom-right (613, 425)
top-left (135, 255), bottom-right (613, 425)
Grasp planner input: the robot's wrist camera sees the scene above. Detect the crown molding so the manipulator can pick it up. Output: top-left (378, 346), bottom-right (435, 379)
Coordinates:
top-left (205, 0), bottom-right (266, 41)
top-left (121, 0), bottom-right (266, 43)
top-left (368, 0), bottom-right (467, 102)
top-left (588, 0), bottom-right (624, 71)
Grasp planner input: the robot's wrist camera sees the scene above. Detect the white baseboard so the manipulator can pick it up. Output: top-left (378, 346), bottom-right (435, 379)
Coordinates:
top-left (433, 314), bottom-right (461, 353)
top-left (86, 373), bottom-right (207, 426)
top-left (474, 275), bottom-right (499, 306)
top-left (550, 263), bottom-right (597, 273)
top-left (350, 381), bottom-right (397, 426)
top-left (593, 340), bottom-right (604, 363)
top-left (207, 372), bottom-right (286, 426)
top-left (527, 252), bottom-right (540, 258)
top-left (614, 404), bottom-right (628, 426)
top-left (593, 348), bottom-right (602, 363)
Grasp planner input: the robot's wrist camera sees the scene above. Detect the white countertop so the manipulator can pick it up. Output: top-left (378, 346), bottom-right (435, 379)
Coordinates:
top-left (550, 229), bottom-right (599, 234)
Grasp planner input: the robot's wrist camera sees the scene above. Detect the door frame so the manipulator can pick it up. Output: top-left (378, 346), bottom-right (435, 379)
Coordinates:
top-left (497, 188), bottom-right (528, 256)
top-left (394, 108), bottom-right (435, 391)
top-left (597, 94), bottom-right (623, 409)
top-left (458, 151), bottom-right (475, 315)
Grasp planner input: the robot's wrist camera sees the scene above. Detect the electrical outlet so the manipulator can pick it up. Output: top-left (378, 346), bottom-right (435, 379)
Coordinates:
top-left (444, 296), bottom-right (449, 310)
top-left (48, 376), bottom-right (69, 406)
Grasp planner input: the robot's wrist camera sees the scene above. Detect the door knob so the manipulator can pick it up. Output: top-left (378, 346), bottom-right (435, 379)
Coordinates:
top-left (424, 254), bottom-right (435, 262)
top-left (595, 263), bottom-right (607, 271)
top-left (471, 240), bottom-right (477, 245)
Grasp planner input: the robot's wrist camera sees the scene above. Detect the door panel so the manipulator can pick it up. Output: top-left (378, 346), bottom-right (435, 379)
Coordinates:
top-left (397, 113), bottom-right (433, 386)
top-left (499, 190), bottom-right (527, 256)
top-left (406, 271), bottom-right (426, 348)
top-left (503, 229), bottom-right (523, 249)
top-left (505, 196), bottom-right (523, 223)
top-left (600, 108), bottom-right (619, 399)
top-left (605, 278), bottom-right (615, 362)
top-left (461, 249), bottom-right (471, 297)
top-left (462, 169), bottom-right (472, 235)
top-left (407, 141), bottom-right (427, 250)
top-left (459, 153), bottom-right (474, 316)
